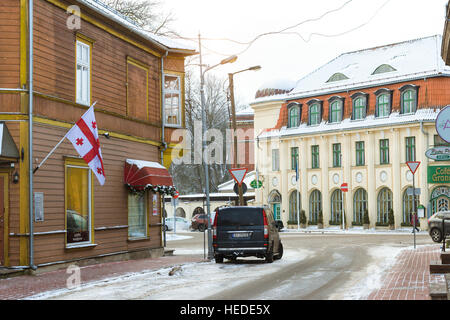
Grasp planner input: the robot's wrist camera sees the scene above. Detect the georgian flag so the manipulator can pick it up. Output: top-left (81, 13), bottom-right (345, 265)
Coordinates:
top-left (66, 104), bottom-right (105, 185)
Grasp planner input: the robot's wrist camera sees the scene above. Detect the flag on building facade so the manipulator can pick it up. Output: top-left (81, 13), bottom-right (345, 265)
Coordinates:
top-left (66, 104), bottom-right (105, 185)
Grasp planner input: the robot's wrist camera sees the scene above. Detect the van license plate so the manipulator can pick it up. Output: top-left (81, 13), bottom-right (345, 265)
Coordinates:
top-left (232, 232), bottom-right (250, 238)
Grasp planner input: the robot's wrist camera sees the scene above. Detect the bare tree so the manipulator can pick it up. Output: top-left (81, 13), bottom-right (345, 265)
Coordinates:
top-left (102, 0), bottom-right (177, 36)
top-left (170, 69), bottom-right (233, 194)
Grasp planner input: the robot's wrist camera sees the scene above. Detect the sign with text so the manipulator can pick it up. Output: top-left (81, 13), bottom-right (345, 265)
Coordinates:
top-left (425, 146), bottom-right (450, 161)
top-left (427, 166), bottom-right (450, 184)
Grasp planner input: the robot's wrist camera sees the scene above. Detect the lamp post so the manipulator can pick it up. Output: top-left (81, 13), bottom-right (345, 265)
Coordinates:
top-left (198, 33), bottom-right (237, 259)
top-left (228, 66), bottom-right (261, 205)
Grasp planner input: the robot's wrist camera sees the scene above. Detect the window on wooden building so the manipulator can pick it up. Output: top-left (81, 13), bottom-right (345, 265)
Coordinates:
top-left (128, 192), bottom-right (148, 238)
top-left (164, 75), bottom-right (181, 126)
top-left (127, 58), bottom-right (149, 120)
top-left (66, 161), bottom-right (92, 246)
top-left (76, 40), bottom-right (91, 106)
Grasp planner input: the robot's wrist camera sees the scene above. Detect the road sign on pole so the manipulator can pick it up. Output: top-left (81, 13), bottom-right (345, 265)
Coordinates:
top-left (229, 168), bottom-right (248, 186)
top-left (436, 105), bottom-right (450, 143)
top-left (406, 161), bottom-right (420, 175)
top-left (340, 183), bottom-right (348, 192)
top-left (406, 161), bottom-right (420, 249)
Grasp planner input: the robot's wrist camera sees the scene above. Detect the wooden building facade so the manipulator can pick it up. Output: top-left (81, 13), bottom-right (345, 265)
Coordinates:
top-left (0, 0), bottom-right (195, 268)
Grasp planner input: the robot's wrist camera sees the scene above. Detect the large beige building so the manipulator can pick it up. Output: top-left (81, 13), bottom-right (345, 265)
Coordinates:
top-left (251, 35), bottom-right (450, 230)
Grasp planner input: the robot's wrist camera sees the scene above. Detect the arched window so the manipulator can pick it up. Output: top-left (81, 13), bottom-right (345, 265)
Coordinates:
top-left (376, 94), bottom-right (390, 117)
top-left (353, 188), bottom-right (367, 224)
top-left (377, 188), bottom-right (392, 224)
top-left (402, 188), bottom-right (419, 225)
top-left (400, 89), bottom-right (417, 114)
top-left (329, 97), bottom-right (344, 123)
top-left (288, 104), bottom-right (301, 128)
top-left (176, 207), bottom-right (186, 218)
top-left (330, 189), bottom-right (343, 224)
top-left (309, 103), bottom-right (321, 125)
top-left (351, 93), bottom-right (367, 120)
top-left (430, 186), bottom-right (449, 216)
top-left (289, 190), bottom-right (300, 223)
top-left (372, 64), bottom-right (397, 75)
top-left (269, 190), bottom-right (282, 221)
top-left (327, 72), bottom-right (349, 82)
top-left (309, 190), bottom-right (322, 223)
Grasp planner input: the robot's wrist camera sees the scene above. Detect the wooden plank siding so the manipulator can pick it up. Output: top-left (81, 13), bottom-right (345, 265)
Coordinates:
top-left (31, 122), bottom-right (162, 265)
top-left (0, 0), bottom-right (21, 89)
top-left (33, 0), bottom-right (163, 125)
top-left (0, 0), bottom-right (192, 267)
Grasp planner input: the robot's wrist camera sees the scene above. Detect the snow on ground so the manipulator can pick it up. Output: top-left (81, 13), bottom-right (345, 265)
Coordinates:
top-left (26, 248), bottom-right (312, 300)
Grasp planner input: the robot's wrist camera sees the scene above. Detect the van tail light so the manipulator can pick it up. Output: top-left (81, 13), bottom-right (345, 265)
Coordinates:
top-left (262, 209), bottom-right (269, 239)
top-left (213, 210), bottom-right (219, 240)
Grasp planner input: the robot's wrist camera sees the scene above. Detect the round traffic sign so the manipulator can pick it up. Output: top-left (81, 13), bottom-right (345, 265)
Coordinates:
top-left (340, 183), bottom-right (348, 192)
top-left (436, 106), bottom-right (450, 143)
top-left (173, 190), bottom-right (179, 199)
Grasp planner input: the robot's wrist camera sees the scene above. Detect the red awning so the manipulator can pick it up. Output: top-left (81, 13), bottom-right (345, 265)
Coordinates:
top-left (124, 159), bottom-right (173, 191)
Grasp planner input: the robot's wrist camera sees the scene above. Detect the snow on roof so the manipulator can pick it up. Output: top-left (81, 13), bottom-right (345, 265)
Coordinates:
top-left (77, 0), bottom-right (196, 52)
top-left (258, 108), bottom-right (441, 140)
top-left (126, 159), bottom-right (166, 170)
top-left (254, 78), bottom-right (296, 99)
top-left (236, 107), bottom-right (254, 116)
top-left (288, 35), bottom-right (450, 99)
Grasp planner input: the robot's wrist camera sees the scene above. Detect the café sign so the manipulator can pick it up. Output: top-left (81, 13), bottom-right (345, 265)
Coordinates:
top-left (425, 146), bottom-right (450, 161)
top-left (427, 165), bottom-right (450, 184)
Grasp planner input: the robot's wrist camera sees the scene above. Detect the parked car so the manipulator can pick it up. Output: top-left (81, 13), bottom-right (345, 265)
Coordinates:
top-left (212, 206), bottom-right (283, 263)
top-left (191, 214), bottom-right (210, 232)
top-left (164, 217), bottom-right (190, 231)
top-left (427, 211), bottom-right (450, 243)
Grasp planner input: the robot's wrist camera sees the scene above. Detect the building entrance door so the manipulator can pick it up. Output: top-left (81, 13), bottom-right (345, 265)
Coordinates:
top-left (0, 176), bottom-right (4, 265)
top-left (272, 203), bottom-right (281, 221)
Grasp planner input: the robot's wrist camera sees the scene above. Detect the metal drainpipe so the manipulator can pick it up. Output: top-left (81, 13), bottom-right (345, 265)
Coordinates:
top-left (28, 0), bottom-right (36, 270)
top-left (161, 51), bottom-right (168, 247)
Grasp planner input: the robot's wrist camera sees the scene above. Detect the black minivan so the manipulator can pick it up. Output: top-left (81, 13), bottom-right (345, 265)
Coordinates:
top-left (212, 206), bottom-right (283, 263)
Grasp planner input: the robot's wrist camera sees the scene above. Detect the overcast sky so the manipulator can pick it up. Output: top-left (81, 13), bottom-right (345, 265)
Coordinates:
top-left (163, 0), bottom-right (448, 107)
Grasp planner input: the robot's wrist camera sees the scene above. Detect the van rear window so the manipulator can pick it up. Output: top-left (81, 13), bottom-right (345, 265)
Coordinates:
top-left (218, 208), bottom-right (263, 226)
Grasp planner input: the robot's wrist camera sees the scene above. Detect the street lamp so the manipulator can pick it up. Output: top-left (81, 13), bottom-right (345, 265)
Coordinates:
top-left (228, 65), bottom-right (261, 205)
top-left (198, 33), bottom-right (237, 260)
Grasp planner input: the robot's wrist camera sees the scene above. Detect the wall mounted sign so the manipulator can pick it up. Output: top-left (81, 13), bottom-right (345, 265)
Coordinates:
top-left (425, 146), bottom-right (450, 161)
top-left (427, 165), bottom-right (450, 184)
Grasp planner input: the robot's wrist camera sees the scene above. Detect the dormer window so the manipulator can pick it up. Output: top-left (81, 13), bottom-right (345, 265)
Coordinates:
top-left (374, 89), bottom-right (392, 118)
top-left (328, 96), bottom-right (344, 123)
top-left (326, 73), bottom-right (349, 83)
top-left (399, 84), bottom-right (419, 114)
top-left (307, 99), bottom-right (322, 126)
top-left (287, 103), bottom-right (301, 128)
top-left (351, 92), bottom-right (368, 120)
top-left (372, 64), bottom-right (397, 75)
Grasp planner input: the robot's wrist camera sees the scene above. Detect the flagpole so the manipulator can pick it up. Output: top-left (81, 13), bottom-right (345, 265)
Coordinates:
top-left (33, 132), bottom-right (68, 174)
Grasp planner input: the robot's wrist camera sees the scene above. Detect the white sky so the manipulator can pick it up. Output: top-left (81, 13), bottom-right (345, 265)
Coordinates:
top-left (162, 0), bottom-right (448, 107)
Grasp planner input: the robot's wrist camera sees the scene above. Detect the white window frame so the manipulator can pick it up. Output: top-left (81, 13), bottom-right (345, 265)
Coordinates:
top-left (164, 74), bottom-right (182, 127)
top-left (76, 40), bottom-right (91, 106)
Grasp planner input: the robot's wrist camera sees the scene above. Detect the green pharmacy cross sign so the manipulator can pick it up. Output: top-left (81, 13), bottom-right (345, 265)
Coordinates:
top-left (250, 179), bottom-right (263, 189)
